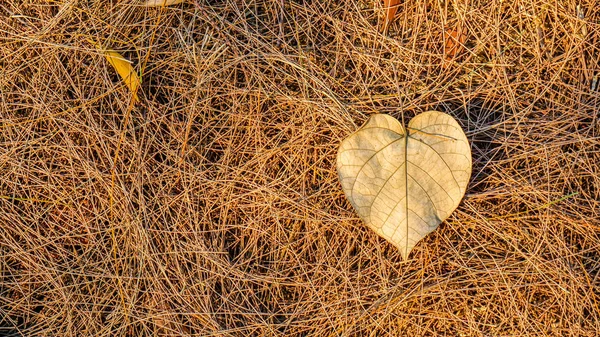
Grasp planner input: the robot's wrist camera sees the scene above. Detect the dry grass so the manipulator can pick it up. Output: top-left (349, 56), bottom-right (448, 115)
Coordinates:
top-left (1, 0), bottom-right (599, 336)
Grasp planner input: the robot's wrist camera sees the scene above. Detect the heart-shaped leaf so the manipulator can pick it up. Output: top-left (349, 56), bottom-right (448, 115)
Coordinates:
top-left (337, 111), bottom-right (472, 259)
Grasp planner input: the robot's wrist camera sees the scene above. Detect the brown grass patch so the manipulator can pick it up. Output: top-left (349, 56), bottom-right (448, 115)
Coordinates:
top-left (1, 0), bottom-right (599, 336)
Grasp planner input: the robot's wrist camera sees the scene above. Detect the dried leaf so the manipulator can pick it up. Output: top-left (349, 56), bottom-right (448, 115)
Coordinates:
top-left (337, 112), bottom-right (472, 259)
top-left (444, 24), bottom-right (467, 60)
top-left (92, 42), bottom-right (141, 103)
top-left (381, 0), bottom-right (400, 33)
top-left (143, 0), bottom-right (185, 6)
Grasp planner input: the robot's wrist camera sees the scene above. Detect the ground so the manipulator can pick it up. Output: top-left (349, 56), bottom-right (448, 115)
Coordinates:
top-left (1, 0), bottom-right (599, 336)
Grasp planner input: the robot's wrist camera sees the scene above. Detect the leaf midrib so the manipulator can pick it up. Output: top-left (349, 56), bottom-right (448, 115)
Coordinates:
top-left (404, 129), bottom-right (409, 258)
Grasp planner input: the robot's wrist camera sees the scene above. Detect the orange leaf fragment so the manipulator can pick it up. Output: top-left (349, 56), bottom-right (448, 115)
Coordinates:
top-left (444, 24), bottom-right (467, 60)
top-left (381, 0), bottom-right (400, 33)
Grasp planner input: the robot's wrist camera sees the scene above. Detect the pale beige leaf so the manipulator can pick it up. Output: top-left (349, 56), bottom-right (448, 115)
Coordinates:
top-left (143, 0), bottom-right (185, 6)
top-left (337, 111), bottom-right (472, 259)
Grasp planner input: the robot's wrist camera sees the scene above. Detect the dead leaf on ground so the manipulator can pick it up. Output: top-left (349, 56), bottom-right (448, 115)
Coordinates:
top-left (337, 112), bottom-right (472, 259)
top-left (143, 0), bottom-right (186, 6)
top-left (90, 40), bottom-right (141, 103)
top-left (381, 0), bottom-right (400, 33)
top-left (444, 23), bottom-right (467, 60)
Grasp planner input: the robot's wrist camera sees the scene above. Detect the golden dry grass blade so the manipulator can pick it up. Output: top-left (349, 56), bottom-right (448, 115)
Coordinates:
top-left (93, 43), bottom-right (141, 103)
top-left (143, 0), bottom-right (186, 6)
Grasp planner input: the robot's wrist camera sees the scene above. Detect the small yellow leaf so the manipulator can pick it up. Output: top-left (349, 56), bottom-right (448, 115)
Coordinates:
top-left (93, 42), bottom-right (141, 103)
top-left (143, 0), bottom-right (185, 6)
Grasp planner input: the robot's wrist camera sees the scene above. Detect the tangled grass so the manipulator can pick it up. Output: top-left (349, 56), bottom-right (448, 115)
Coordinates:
top-left (1, 0), bottom-right (599, 336)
